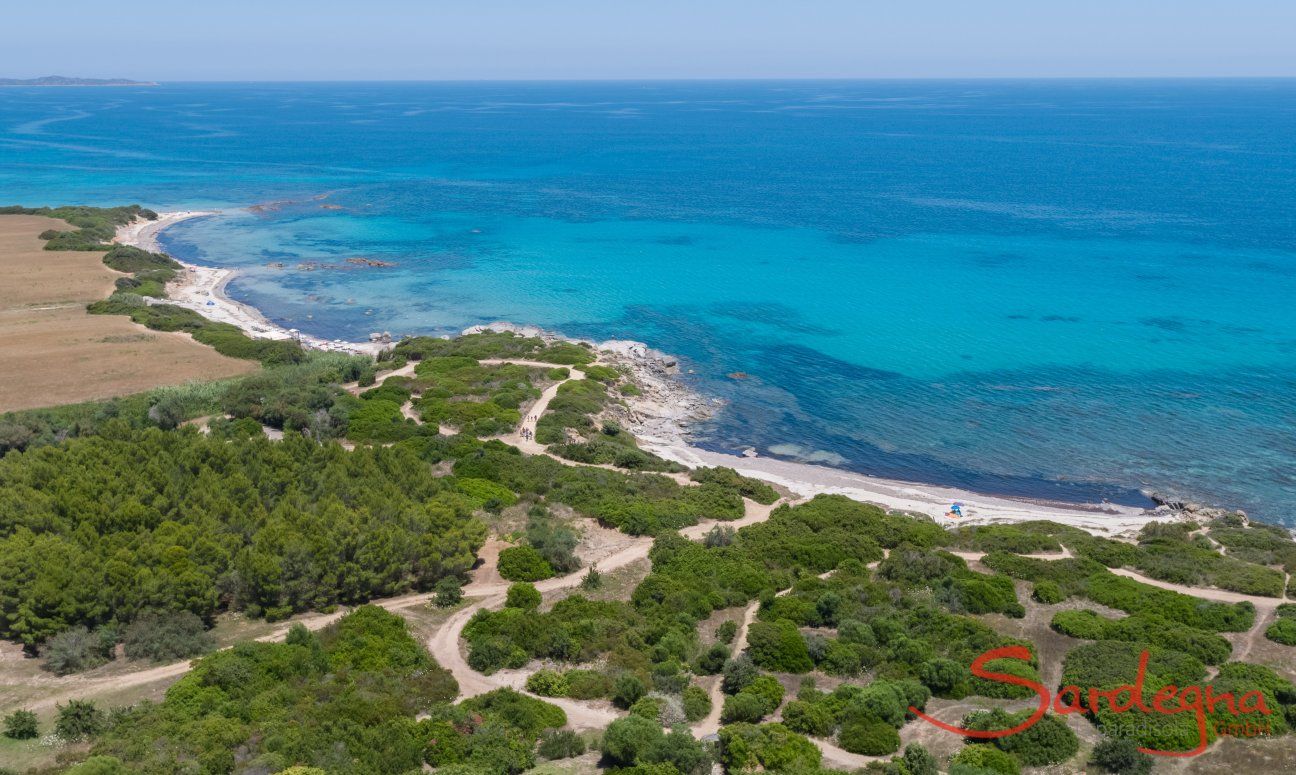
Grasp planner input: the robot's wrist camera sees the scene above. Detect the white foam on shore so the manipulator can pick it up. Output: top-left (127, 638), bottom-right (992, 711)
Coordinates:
top-left (122, 214), bottom-right (1179, 536)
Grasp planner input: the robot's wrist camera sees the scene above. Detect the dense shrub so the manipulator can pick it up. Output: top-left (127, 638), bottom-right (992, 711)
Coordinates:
top-left (613, 672), bottom-right (648, 709)
top-left (682, 685), bottom-right (712, 722)
top-left (746, 618), bottom-right (814, 673)
top-left (963, 709), bottom-right (1078, 766)
top-left (56, 699), bottom-right (104, 741)
top-left (630, 695), bottom-right (664, 721)
top-left (690, 467), bottom-right (780, 505)
top-left (565, 669), bottom-right (614, 700)
top-left (1050, 609), bottom-right (1232, 664)
top-left (504, 583), bottom-right (542, 611)
top-left (1032, 579), bottom-right (1064, 603)
top-left (717, 619), bottom-right (738, 644)
top-left (435, 577), bottom-right (464, 607)
top-left (537, 728), bottom-right (585, 760)
top-left (42, 625), bottom-right (116, 674)
top-left (3, 709), bottom-right (38, 740)
top-left (525, 512), bottom-right (581, 574)
top-left (721, 675), bottom-right (784, 723)
top-left (837, 715), bottom-right (901, 756)
top-left (497, 546), bottom-right (555, 582)
top-left (950, 744), bottom-right (1020, 775)
top-left (717, 723), bottom-right (821, 774)
top-left (459, 688), bottom-right (567, 738)
top-left (122, 611), bottom-right (214, 662)
top-left (525, 669), bottom-right (569, 697)
top-left (781, 699), bottom-right (836, 737)
top-left (1265, 616), bottom-right (1296, 646)
top-left (1091, 737), bottom-right (1153, 774)
top-left (601, 715), bottom-right (661, 766)
top-left (697, 642), bottom-right (730, 674)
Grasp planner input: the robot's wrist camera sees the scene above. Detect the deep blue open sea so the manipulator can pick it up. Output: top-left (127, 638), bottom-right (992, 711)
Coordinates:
top-left (2, 81), bottom-right (1294, 520)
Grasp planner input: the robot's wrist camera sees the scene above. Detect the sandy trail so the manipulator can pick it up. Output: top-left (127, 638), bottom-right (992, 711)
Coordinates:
top-left (1105, 567), bottom-right (1285, 608)
top-left (492, 362), bottom-right (586, 455)
top-left (694, 598), bottom-right (761, 736)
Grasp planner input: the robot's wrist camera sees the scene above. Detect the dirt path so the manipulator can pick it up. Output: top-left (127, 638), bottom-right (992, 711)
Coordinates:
top-left (1105, 567), bottom-right (1285, 609)
top-left (494, 364), bottom-right (586, 455)
top-left (694, 598), bottom-right (761, 736)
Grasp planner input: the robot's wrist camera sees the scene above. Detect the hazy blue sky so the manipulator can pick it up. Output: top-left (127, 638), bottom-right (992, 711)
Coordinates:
top-left (5, 1), bottom-right (1295, 80)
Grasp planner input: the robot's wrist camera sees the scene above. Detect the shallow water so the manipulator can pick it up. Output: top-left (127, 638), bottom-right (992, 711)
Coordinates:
top-left (2, 80), bottom-right (1294, 519)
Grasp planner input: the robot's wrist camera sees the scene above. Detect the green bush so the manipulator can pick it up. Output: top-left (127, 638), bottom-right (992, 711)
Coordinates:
top-left (630, 695), bottom-right (664, 721)
top-left (1050, 609), bottom-right (1108, 640)
top-left (538, 728), bottom-right (585, 760)
top-left (435, 577), bottom-right (464, 607)
top-left (55, 699), bottom-right (104, 741)
top-left (497, 546), bottom-right (555, 582)
top-left (717, 619), bottom-right (738, 644)
top-left (837, 715), bottom-right (901, 755)
top-left (6, 204), bottom-right (154, 251)
top-left (42, 626), bottom-right (116, 675)
top-left (696, 642), bottom-right (730, 674)
top-left (682, 685), bottom-right (712, 722)
top-left (690, 467), bottom-right (780, 505)
top-left (963, 709), bottom-right (1078, 766)
top-left (525, 669), bottom-right (569, 697)
top-left (460, 688), bottom-right (567, 739)
top-left (525, 514), bottom-right (581, 574)
top-left (780, 699), bottom-right (835, 737)
top-left (1050, 609), bottom-right (1232, 664)
top-left (1032, 580), bottom-right (1064, 604)
top-left (601, 715), bottom-right (663, 767)
top-left (951, 744), bottom-right (1020, 775)
top-left (746, 618), bottom-right (814, 673)
top-left (122, 611), bottom-right (214, 663)
top-left (721, 675), bottom-right (784, 723)
top-left (717, 723), bottom-right (821, 773)
top-left (565, 669), bottom-right (614, 700)
top-left (893, 744), bottom-right (939, 775)
top-left (1091, 737), bottom-right (1153, 774)
top-left (505, 583), bottom-right (542, 611)
top-left (3, 709), bottom-right (38, 740)
top-left (102, 245), bottom-right (180, 277)
top-left (613, 672), bottom-right (648, 709)
top-left (1265, 616), bottom-right (1296, 646)
top-left (722, 691), bottom-right (771, 724)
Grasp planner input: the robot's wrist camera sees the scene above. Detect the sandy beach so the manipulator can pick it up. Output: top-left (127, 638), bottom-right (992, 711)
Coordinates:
top-left (120, 212), bottom-right (1179, 536)
top-left (115, 211), bottom-right (384, 357)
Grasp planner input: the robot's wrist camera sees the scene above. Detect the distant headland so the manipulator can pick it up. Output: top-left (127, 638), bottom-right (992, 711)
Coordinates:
top-left (0, 75), bottom-right (157, 87)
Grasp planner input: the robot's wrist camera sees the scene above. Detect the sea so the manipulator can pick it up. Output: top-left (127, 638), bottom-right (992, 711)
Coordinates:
top-left (1, 80), bottom-right (1293, 521)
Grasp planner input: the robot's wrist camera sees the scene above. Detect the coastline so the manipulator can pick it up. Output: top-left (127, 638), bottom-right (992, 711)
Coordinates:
top-left (115, 211), bottom-right (384, 356)
top-left (119, 212), bottom-right (1181, 535)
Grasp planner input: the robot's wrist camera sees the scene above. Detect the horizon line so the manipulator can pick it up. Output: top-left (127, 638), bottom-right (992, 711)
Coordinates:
top-left (12, 75), bottom-right (1296, 85)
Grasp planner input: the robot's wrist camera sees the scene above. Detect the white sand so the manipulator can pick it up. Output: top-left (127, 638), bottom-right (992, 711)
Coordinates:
top-left (115, 211), bottom-right (383, 356)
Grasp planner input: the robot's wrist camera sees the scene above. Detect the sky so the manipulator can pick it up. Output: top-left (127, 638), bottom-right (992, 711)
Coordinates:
top-left (4, 1), bottom-right (1295, 81)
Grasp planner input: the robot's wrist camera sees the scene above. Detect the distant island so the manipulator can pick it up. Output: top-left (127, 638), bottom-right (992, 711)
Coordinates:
top-left (0, 75), bottom-right (157, 87)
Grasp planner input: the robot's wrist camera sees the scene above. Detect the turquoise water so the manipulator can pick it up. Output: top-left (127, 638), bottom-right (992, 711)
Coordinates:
top-left (2, 81), bottom-right (1294, 518)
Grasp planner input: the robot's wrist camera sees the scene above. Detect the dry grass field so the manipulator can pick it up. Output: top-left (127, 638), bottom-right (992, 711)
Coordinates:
top-left (0, 215), bottom-right (254, 412)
